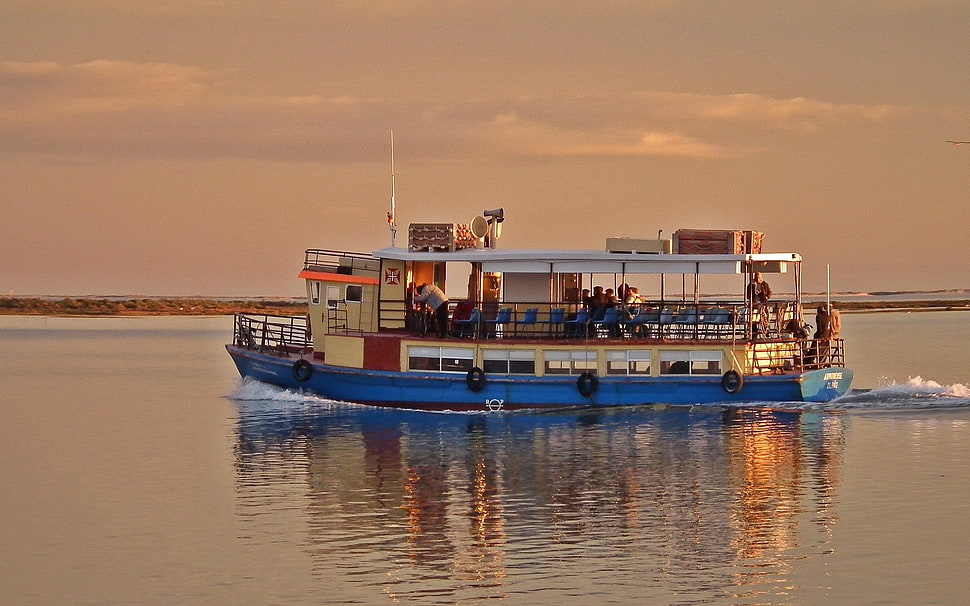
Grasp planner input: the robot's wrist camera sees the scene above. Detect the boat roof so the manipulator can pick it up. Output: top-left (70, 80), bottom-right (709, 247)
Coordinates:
top-left (372, 246), bottom-right (800, 275)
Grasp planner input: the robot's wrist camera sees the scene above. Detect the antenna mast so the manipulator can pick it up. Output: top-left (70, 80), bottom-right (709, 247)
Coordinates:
top-left (387, 129), bottom-right (398, 247)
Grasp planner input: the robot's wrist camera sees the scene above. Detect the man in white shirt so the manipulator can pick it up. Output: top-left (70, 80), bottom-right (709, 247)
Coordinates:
top-left (414, 283), bottom-right (450, 338)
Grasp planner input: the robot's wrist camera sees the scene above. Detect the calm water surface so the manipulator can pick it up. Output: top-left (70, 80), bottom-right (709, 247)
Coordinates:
top-left (1, 312), bottom-right (969, 605)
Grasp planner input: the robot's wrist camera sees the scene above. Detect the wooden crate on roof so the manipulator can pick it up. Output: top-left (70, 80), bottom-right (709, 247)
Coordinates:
top-left (673, 229), bottom-right (763, 254)
top-left (408, 223), bottom-right (477, 252)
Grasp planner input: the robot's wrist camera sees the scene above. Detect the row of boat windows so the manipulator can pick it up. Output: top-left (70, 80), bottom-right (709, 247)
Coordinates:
top-left (407, 347), bottom-right (723, 376)
top-left (310, 283), bottom-right (363, 306)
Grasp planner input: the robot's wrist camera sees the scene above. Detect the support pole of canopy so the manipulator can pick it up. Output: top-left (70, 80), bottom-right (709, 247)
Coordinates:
top-left (693, 262), bottom-right (700, 304)
top-left (826, 264), bottom-right (831, 312)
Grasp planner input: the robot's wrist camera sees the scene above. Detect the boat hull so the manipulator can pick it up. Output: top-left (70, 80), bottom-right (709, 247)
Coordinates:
top-left (227, 345), bottom-right (853, 411)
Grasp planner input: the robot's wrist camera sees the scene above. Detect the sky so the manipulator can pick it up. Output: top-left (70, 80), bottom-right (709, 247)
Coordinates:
top-left (2, 1), bottom-right (968, 297)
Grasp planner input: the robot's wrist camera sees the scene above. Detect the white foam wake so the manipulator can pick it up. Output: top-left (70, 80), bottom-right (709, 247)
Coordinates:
top-left (834, 376), bottom-right (970, 409)
top-left (229, 378), bottom-right (344, 408)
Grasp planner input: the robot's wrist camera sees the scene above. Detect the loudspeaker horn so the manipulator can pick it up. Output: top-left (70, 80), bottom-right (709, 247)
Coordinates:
top-left (483, 208), bottom-right (504, 221)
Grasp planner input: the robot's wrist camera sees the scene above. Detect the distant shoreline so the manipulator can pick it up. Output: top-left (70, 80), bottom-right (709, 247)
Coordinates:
top-left (2, 296), bottom-right (969, 317)
top-left (0, 297), bottom-right (305, 317)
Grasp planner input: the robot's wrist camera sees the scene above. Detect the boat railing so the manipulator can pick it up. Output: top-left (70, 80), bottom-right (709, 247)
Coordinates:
top-left (234, 313), bottom-right (310, 355)
top-left (749, 338), bottom-right (846, 374)
top-left (440, 299), bottom-right (799, 342)
top-left (303, 249), bottom-right (377, 274)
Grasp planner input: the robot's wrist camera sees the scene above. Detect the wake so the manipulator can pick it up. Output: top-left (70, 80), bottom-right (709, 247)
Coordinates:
top-left (831, 376), bottom-right (970, 410)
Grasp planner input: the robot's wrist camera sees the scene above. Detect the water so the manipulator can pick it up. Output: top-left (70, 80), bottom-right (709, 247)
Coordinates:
top-left (2, 312), bottom-right (969, 605)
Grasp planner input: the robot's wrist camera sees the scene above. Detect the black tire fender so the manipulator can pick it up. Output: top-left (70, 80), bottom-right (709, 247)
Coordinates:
top-left (466, 366), bottom-right (487, 392)
top-left (577, 372), bottom-right (599, 398)
top-left (292, 359), bottom-right (313, 382)
top-left (721, 369), bottom-right (743, 394)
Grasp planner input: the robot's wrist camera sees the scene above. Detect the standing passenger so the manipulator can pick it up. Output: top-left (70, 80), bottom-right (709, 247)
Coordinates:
top-left (814, 305), bottom-right (831, 339)
top-left (829, 305), bottom-right (841, 337)
top-left (414, 283), bottom-right (450, 338)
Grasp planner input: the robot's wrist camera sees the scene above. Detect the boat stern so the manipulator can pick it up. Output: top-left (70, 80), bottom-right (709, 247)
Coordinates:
top-left (800, 367), bottom-right (853, 402)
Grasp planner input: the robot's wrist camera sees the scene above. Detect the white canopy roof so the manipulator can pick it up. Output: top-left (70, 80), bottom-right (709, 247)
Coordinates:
top-left (372, 247), bottom-right (800, 275)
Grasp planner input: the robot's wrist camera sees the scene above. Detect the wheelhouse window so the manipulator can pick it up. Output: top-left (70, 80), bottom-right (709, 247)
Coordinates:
top-left (482, 349), bottom-right (536, 375)
top-left (346, 284), bottom-right (363, 303)
top-left (660, 350), bottom-right (722, 375)
top-left (544, 350), bottom-right (597, 375)
top-left (606, 350), bottom-right (652, 376)
top-left (408, 346), bottom-right (474, 373)
top-left (309, 281), bottom-right (321, 305)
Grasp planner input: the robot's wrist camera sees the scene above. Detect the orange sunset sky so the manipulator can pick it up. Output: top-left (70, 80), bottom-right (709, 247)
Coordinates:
top-left (2, 1), bottom-right (968, 297)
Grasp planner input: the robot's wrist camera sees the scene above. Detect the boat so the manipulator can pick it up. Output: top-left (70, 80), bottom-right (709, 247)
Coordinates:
top-left (227, 210), bottom-right (852, 411)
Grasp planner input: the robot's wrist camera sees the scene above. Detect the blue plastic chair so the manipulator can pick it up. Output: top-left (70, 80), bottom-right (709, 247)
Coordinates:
top-left (563, 309), bottom-right (590, 338)
top-left (701, 307), bottom-right (731, 338)
top-left (592, 307), bottom-right (623, 338)
top-left (483, 308), bottom-right (512, 338)
top-left (454, 307), bottom-right (480, 339)
top-left (624, 309), bottom-right (649, 337)
top-left (514, 308), bottom-right (539, 336)
top-left (538, 308), bottom-right (565, 337)
top-left (657, 308), bottom-right (674, 338)
top-left (673, 306), bottom-right (699, 338)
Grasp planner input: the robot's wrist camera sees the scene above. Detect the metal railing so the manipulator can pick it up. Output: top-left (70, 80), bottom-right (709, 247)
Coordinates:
top-left (749, 338), bottom-right (846, 374)
top-left (234, 313), bottom-right (310, 356)
top-left (407, 299), bottom-right (771, 342)
top-left (303, 249), bottom-right (376, 274)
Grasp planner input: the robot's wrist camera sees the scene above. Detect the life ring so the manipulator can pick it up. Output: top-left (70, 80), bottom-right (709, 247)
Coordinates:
top-left (466, 366), bottom-right (487, 392)
top-left (577, 372), bottom-right (599, 398)
top-left (721, 369), bottom-right (743, 394)
top-left (292, 359), bottom-right (313, 382)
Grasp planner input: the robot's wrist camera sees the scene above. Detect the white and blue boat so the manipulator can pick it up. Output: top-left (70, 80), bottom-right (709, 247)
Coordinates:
top-left (227, 211), bottom-right (851, 411)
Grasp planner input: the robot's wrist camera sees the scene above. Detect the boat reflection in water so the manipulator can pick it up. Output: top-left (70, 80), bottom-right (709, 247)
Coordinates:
top-left (232, 394), bottom-right (844, 602)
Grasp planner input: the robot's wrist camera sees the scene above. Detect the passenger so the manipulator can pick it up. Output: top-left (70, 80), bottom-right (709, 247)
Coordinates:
top-left (600, 288), bottom-right (620, 337)
top-left (811, 305), bottom-right (832, 366)
top-left (414, 283), bottom-right (450, 338)
top-left (814, 305), bottom-right (832, 339)
top-left (590, 286), bottom-right (609, 321)
top-left (748, 272), bottom-right (772, 337)
top-left (617, 284), bottom-right (629, 304)
top-left (748, 272), bottom-right (772, 305)
top-left (829, 304), bottom-right (841, 337)
top-left (624, 287), bottom-right (645, 335)
top-left (624, 286), bottom-right (643, 308)
top-left (784, 317), bottom-right (808, 339)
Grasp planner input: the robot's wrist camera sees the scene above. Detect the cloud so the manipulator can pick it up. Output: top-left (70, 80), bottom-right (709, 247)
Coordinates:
top-left (0, 60), bottom-right (210, 120)
top-left (0, 60), bottom-right (911, 162)
top-left (673, 92), bottom-right (905, 131)
top-left (486, 112), bottom-right (726, 158)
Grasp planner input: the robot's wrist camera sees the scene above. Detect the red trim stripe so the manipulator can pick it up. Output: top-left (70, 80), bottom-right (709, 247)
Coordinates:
top-left (298, 270), bottom-right (380, 285)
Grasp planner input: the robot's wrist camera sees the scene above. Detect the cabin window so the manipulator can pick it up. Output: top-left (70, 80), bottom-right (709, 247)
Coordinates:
top-left (659, 350), bottom-right (722, 375)
top-left (606, 350), bottom-right (652, 376)
top-left (482, 349), bottom-right (536, 375)
top-left (346, 284), bottom-right (363, 303)
top-left (309, 281), bottom-right (321, 305)
top-left (407, 346), bottom-right (474, 373)
top-left (543, 350), bottom-right (597, 375)
top-left (689, 350), bottom-right (722, 375)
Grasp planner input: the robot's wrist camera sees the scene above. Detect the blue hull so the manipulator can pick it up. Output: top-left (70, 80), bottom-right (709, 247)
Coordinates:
top-left (227, 345), bottom-right (853, 411)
